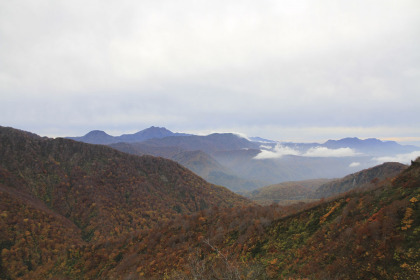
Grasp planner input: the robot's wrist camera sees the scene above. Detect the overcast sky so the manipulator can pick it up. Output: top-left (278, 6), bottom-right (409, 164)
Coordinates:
top-left (1, 0), bottom-right (419, 144)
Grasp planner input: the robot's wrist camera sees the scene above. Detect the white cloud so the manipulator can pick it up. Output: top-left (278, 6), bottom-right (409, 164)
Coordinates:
top-left (349, 162), bottom-right (361, 167)
top-left (254, 144), bottom-right (361, 159)
top-left (374, 151), bottom-right (420, 165)
top-left (231, 132), bottom-right (251, 140)
top-left (254, 144), bottom-right (300, 159)
top-left (303, 147), bottom-right (359, 157)
top-left (259, 145), bottom-right (273, 150)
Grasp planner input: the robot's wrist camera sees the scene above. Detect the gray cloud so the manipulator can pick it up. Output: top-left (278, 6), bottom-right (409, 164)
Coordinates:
top-left (1, 0), bottom-right (419, 141)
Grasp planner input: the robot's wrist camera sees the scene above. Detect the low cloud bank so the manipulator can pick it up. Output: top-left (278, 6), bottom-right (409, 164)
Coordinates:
top-left (374, 151), bottom-right (420, 165)
top-left (303, 147), bottom-right (359, 157)
top-left (349, 162), bottom-right (361, 167)
top-left (254, 145), bottom-right (300, 159)
top-left (254, 144), bottom-right (359, 159)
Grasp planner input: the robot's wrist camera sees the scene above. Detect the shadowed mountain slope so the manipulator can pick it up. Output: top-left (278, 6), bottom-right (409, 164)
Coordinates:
top-left (110, 142), bottom-right (264, 191)
top-left (313, 162), bottom-right (408, 198)
top-left (140, 133), bottom-right (259, 154)
top-left (246, 162), bottom-right (408, 205)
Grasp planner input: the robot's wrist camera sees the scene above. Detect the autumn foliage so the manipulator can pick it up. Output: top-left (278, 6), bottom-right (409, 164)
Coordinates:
top-left (1, 126), bottom-right (419, 279)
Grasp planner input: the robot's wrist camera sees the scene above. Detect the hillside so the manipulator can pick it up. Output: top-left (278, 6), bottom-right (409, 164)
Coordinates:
top-left (21, 157), bottom-right (420, 279)
top-left (0, 126), bottom-right (250, 278)
top-left (0, 184), bottom-right (84, 279)
top-left (244, 159), bottom-right (419, 279)
top-left (247, 162), bottom-right (408, 205)
top-left (171, 150), bottom-right (262, 191)
top-left (246, 178), bottom-right (333, 205)
top-left (0, 127), bottom-right (249, 233)
top-left (313, 162), bottom-right (408, 198)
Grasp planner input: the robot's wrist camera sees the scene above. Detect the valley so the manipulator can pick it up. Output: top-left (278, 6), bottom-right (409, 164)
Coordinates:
top-left (2, 1), bottom-right (418, 279)
top-left (0, 126), bottom-right (419, 279)
top-left (69, 126), bottom-right (420, 192)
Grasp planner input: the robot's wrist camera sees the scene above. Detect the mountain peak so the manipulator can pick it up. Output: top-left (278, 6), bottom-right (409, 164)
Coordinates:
top-left (320, 137), bottom-right (416, 156)
top-left (323, 137), bottom-right (399, 147)
top-left (325, 137), bottom-right (398, 145)
top-left (121, 126), bottom-right (175, 141)
top-left (324, 137), bottom-right (362, 144)
top-left (85, 130), bottom-right (110, 136)
top-left (134, 126), bottom-right (172, 134)
top-left (67, 130), bottom-right (115, 144)
top-left (67, 127), bottom-right (190, 144)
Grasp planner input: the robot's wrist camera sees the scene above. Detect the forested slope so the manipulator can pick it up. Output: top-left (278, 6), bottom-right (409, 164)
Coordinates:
top-left (21, 158), bottom-right (420, 280)
top-left (313, 162), bottom-right (407, 198)
top-left (0, 126), bottom-right (250, 279)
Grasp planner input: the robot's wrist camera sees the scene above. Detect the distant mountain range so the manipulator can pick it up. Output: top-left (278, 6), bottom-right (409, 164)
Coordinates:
top-left (67, 126), bottom-right (190, 144)
top-left (68, 127), bottom-right (419, 157)
top-left (66, 126), bottom-right (420, 191)
top-left (321, 137), bottom-right (419, 155)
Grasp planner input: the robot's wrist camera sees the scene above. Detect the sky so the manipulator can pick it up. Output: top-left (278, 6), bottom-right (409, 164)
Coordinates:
top-left (1, 0), bottom-right (420, 145)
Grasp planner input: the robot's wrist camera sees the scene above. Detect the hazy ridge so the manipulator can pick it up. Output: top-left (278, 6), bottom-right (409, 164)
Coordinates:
top-left (67, 126), bottom-right (420, 192)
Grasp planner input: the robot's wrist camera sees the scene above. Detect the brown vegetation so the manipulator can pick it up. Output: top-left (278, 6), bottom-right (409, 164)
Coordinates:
top-left (1, 126), bottom-right (419, 279)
